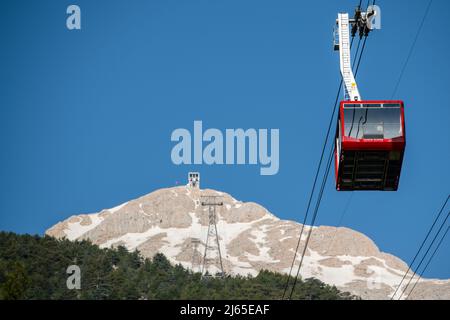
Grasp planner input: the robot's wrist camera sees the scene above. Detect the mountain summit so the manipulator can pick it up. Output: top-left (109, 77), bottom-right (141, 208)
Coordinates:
top-left (46, 185), bottom-right (450, 299)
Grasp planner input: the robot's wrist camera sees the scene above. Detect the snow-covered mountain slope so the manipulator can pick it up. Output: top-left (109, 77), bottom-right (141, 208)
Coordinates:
top-left (46, 185), bottom-right (450, 300)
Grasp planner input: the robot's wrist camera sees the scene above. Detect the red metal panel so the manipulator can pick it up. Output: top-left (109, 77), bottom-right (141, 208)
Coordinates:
top-left (339, 100), bottom-right (406, 152)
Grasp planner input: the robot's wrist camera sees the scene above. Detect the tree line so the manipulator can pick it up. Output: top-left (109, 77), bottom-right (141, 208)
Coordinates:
top-left (0, 232), bottom-right (357, 300)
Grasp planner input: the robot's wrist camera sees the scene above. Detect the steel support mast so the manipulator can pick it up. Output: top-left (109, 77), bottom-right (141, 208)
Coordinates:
top-left (200, 195), bottom-right (225, 278)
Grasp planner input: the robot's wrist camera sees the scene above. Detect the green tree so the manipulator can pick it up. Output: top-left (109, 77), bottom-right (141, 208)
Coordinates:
top-left (0, 261), bottom-right (29, 300)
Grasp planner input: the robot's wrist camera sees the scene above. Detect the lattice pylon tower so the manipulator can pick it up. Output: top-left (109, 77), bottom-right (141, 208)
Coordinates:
top-left (190, 238), bottom-right (202, 273)
top-left (200, 195), bottom-right (224, 278)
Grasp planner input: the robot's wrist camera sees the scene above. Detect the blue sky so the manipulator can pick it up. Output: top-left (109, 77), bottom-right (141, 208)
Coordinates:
top-left (0, 0), bottom-right (449, 279)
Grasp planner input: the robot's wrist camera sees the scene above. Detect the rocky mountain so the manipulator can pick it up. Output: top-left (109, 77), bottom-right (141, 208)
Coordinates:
top-left (46, 185), bottom-right (450, 300)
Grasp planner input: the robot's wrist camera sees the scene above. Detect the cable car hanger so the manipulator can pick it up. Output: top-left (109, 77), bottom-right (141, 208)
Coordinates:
top-left (333, 5), bottom-right (406, 191)
top-left (334, 5), bottom-right (377, 101)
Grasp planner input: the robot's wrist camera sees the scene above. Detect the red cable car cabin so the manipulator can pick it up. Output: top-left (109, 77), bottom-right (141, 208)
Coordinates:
top-left (335, 100), bottom-right (406, 191)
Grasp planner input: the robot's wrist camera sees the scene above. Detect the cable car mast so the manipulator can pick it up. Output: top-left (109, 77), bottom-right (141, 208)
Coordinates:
top-left (336, 13), bottom-right (361, 101)
top-left (334, 6), bottom-right (378, 101)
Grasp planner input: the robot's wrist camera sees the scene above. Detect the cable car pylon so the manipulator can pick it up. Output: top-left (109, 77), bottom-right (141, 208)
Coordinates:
top-left (334, 5), bottom-right (406, 191)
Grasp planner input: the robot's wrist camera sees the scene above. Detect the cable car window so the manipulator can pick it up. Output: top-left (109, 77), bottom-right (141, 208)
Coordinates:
top-left (343, 104), bottom-right (402, 139)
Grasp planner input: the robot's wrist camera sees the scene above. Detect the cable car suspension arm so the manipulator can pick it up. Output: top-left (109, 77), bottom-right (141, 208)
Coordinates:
top-left (334, 7), bottom-right (377, 101)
